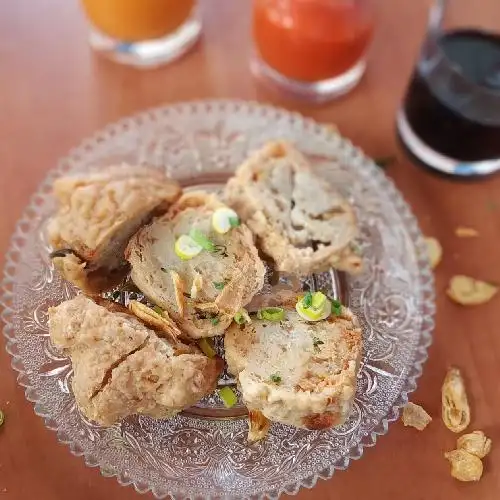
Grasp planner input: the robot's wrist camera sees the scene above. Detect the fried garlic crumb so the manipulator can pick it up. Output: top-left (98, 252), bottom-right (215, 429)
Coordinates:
top-left (442, 367), bottom-right (470, 433)
top-left (424, 237), bottom-right (442, 269)
top-left (447, 275), bottom-right (498, 306)
top-left (402, 402), bottom-right (432, 430)
top-left (457, 430), bottom-right (492, 459)
top-left (455, 226), bottom-right (479, 238)
top-left (445, 449), bottom-right (483, 482)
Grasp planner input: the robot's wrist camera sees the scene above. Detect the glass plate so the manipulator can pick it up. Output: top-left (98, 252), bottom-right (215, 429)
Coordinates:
top-left (0, 100), bottom-right (435, 499)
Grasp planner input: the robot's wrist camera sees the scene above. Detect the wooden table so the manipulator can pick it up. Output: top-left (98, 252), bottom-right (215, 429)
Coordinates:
top-left (1, 0), bottom-right (500, 499)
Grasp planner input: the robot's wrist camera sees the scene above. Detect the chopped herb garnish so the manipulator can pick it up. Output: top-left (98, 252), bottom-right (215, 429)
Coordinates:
top-left (152, 305), bottom-right (163, 315)
top-left (229, 216), bottom-right (240, 228)
top-left (234, 308), bottom-right (251, 325)
top-left (218, 387), bottom-right (238, 408)
top-left (213, 281), bottom-right (225, 291)
top-left (313, 337), bottom-right (325, 352)
top-left (374, 156), bottom-right (396, 168)
top-left (198, 338), bottom-right (216, 358)
top-left (257, 307), bottom-right (285, 322)
top-left (302, 291), bottom-right (313, 309)
top-left (331, 299), bottom-right (343, 316)
top-left (189, 228), bottom-right (216, 252)
top-left (210, 316), bottom-right (220, 326)
top-left (270, 373), bottom-right (282, 384)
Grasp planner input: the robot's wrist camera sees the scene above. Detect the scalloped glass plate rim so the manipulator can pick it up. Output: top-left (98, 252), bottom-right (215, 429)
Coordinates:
top-left (0, 99), bottom-right (435, 500)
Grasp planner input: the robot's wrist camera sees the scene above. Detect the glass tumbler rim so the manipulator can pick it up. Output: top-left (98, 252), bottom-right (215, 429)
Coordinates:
top-left (425, 0), bottom-right (500, 99)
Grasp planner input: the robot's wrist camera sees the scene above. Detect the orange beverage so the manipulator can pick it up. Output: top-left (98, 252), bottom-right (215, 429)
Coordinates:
top-left (81, 0), bottom-right (201, 68)
top-left (252, 0), bottom-right (374, 99)
top-left (82, 0), bottom-right (195, 42)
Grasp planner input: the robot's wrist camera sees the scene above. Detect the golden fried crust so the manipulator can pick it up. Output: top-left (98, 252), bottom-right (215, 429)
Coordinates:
top-left (225, 305), bottom-right (362, 431)
top-left (48, 295), bottom-right (222, 426)
top-left (126, 191), bottom-right (266, 338)
top-left (225, 141), bottom-right (362, 276)
top-left (303, 412), bottom-right (340, 430)
top-left (48, 165), bottom-right (181, 293)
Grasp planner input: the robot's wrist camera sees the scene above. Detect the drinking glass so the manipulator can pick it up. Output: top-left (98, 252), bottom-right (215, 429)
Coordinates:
top-left (81, 0), bottom-right (201, 68)
top-left (397, 0), bottom-right (500, 176)
top-left (251, 0), bottom-right (374, 102)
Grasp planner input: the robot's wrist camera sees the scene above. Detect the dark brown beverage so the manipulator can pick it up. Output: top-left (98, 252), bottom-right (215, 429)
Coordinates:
top-left (403, 29), bottom-right (500, 163)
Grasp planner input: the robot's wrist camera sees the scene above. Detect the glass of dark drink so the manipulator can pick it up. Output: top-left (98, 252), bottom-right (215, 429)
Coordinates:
top-left (397, 0), bottom-right (500, 176)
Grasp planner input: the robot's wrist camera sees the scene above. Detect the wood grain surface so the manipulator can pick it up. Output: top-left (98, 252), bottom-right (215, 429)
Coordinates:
top-left (1, 0), bottom-right (500, 499)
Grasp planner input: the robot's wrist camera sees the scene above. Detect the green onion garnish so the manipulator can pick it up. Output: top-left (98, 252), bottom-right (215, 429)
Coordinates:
top-left (270, 373), bottom-right (282, 384)
top-left (234, 308), bottom-right (251, 325)
top-left (257, 307), bottom-right (285, 322)
top-left (210, 316), bottom-right (220, 326)
top-left (218, 387), bottom-right (238, 408)
top-left (198, 338), bottom-right (216, 358)
top-left (189, 228), bottom-right (216, 252)
top-left (302, 291), bottom-right (313, 309)
top-left (331, 299), bottom-right (343, 316)
top-left (213, 281), bottom-right (225, 291)
top-left (229, 216), bottom-right (240, 228)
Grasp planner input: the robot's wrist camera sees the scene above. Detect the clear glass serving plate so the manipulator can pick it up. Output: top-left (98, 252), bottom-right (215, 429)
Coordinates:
top-left (0, 100), bottom-right (435, 499)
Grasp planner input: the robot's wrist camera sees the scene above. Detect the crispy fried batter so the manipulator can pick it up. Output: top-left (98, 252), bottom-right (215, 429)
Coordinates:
top-left (402, 402), bottom-right (432, 430)
top-left (442, 367), bottom-right (470, 433)
top-left (48, 295), bottom-right (221, 426)
top-left (457, 431), bottom-right (492, 459)
top-left (170, 270), bottom-right (186, 317)
top-left (48, 165), bottom-right (181, 293)
top-left (127, 192), bottom-right (265, 338)
top-left (248, 410), bottom-right (271, 443)
top-left (225, 141), bottom-right (362, 275)
top-left (447, 276), bottom-right (498, 306)
top-left (225, 305), bottom-right (362, 433)
top-left (445, 449), bottom-right (483, 482)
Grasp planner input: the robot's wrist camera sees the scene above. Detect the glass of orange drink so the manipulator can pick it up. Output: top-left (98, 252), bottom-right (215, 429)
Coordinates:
top-left (80, 0), bottom-right (201, 68)
top-left (251, 0), bottom-right (374, 101)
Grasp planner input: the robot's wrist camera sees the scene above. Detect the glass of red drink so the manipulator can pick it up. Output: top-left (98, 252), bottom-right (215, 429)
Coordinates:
top-left (398, 0), bottom-right (500, 176)
top-left (251, 0), bottom-right (374, 102)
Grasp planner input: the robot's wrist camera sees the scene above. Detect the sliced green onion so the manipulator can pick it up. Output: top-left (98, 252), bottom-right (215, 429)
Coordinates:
top-left (213, 281), bottom-right (225, 291)
top-left (311, 292), bottom-right (327, 310)
top-left (269, 373), bottom-right (282, 384)
top-left (257, 307), bottom-right (285, 322)
top-left (302, 291), bottom-right (313, 309)
top-left (229, 216), bottom-right (240, 228)
top-left (331, 299), bottom-right (343, 316)
top-left (218, 387), bottom-right (238, 408)
top-left (234, 308), bottom-right (251, 325)
top-left (189, 228), bottom-right (216, 252)
top-left (152, 305), bottom-right (163, 315)
top-left (198, 338), bottom-right (216, 358)
top-left (210, 316), bottom-right (220, 326)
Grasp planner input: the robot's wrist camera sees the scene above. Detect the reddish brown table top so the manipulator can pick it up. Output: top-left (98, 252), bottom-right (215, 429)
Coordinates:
top-left (1, 1), bottom-right (500, 499)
